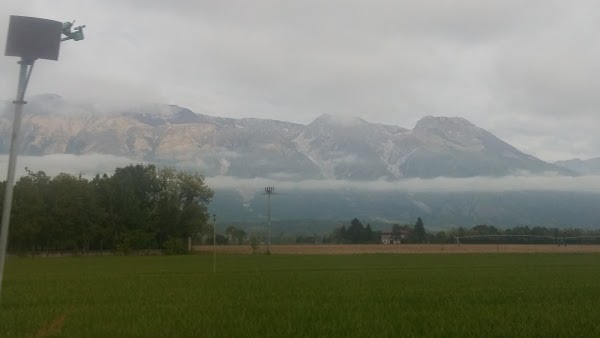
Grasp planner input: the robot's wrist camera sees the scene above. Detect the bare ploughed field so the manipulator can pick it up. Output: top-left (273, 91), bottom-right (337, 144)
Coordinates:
top-left (194, 244), bottom-right (600, 255)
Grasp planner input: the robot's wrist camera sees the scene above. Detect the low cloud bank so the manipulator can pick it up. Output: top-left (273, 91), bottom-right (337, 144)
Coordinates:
top-left (206, 174), bottom-right (600, 194)
top-left (0, 154), bottom-right (598, 194)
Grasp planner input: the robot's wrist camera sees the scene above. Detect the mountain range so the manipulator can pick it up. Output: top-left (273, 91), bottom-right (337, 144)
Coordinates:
top-left (553, 157), bottom-right (600, 175)
top-left (0, 94), bottom-right (571, 180)
top-left (2, 94), bottom-right (599, 230)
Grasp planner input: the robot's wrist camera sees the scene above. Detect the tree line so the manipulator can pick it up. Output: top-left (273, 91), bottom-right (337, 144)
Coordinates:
top-left (318, 218), bottom-right (600, 245)
top-left (438, 224), bottom-right (600, 244)
top-left (322, 217), bottom-right (426, 244)
top-left (6, 164), bottom-right (213, 254)
top-left (322, 218), bottom-right (379, 244)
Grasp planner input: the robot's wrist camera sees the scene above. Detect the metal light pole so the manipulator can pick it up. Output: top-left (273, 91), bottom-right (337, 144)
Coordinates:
top-left (0, 16), bottom-right (85, 298)
top-left (264, 187), bottom-right (275, 255)
top-left (213, 214), bottom-right (216, 273)
top-left (0, 57), bottom-right (31, 298)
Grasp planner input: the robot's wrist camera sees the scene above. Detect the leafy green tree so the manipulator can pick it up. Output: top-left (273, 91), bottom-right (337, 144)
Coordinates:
top-left (215, 234), bottom-right (228, 245)
top-left (331, 226), bottom-right (347, 244)
top-left (391, 224), bottom-right (403, 243)
top-left (9, 168), bottom-right (50, 250)
top-left (101, 165), bottom-right (213, 248)
top-left (435, 231), bottom-right (449, 243)
top-left (348, 218), bottom-right (364, 244)
top-left (94, 164), bottom-right (160, 250)
top-left (233, 228), bottom-right (246, 245)
top-left (6, 164), bottom-right (213, 253)
top-left (472, 224), bottom-right (498, 235)
top-left (46, 173), bottom-right (98, 251)
top-left (328, 219), bottom-right (383, 244)
top-left (162, 237), bottom-right (187, 255)
top-left (296, 234), bottom-right (319, 244)
top-left (365, 224), bottom-right (374, 243)
top-left (172, 170), bottom-right (213, 239)
top-left (413, 217), bottom-right (426, 243)
top-left (91, 173), bottom-right (118, 249)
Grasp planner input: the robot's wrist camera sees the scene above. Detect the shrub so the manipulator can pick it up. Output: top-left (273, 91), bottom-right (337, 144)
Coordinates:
top-left (249, 236), bottom-right (259, 254)
top-left (162, 237), bottom-right (187, 255)
top-left (115, 236), bottom-right (132, 255)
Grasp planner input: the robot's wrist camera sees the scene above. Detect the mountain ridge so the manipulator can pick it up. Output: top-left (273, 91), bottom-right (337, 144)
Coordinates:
top-left (554, 157), bottom-right (600, 175)
top-left (0, 94), bottom-right (571, 180)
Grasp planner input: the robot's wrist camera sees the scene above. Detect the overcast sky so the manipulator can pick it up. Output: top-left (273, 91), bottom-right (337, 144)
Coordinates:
top-left (2, 1), bottom-right (600, 162)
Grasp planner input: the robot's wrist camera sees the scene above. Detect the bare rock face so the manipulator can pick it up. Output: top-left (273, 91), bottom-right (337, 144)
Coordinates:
top-left (0, 94), bottom-right (569, 179)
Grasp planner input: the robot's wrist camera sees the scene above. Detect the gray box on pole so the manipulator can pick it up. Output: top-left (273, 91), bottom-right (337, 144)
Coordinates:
top-left (5, 16), bottom-right (62, 61)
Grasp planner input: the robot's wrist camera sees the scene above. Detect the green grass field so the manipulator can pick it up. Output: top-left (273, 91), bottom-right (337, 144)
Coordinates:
top-left (1, 253), bottom-right (600, 337)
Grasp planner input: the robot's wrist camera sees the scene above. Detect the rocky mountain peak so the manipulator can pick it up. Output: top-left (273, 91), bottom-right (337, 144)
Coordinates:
top-left (411, 115), bottom-right (487, 149)
top-left (414, 115), bottom-right (476, 131)
top-left (554, 157), bottom-right (600, 175)
top-left (309, 113), bottom-right (366, 128)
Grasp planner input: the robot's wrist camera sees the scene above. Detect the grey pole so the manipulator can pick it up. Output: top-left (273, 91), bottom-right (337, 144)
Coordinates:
top-left (0, 58), bottom-right (32, 297)
top-left (1, 16), bottom-right (85, 300)
top-left (213, 214), bottom-right (216, 273)
top-left (264, 187), bottom-right (274, 255)
top-left (268, 193), bottom-right (271, 254)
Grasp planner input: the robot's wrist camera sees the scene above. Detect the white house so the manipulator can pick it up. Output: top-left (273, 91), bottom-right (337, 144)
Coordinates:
top-left (381, 230), bottom-right (408, 244)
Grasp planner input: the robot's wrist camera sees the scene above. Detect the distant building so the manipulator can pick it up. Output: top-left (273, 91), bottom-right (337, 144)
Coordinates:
top-left (381, 232), bottom-right (393, 244)
top-left (381, 230), bottom-right (408, 244)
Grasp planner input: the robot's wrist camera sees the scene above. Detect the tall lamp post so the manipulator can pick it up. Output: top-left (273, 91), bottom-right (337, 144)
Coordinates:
top-left (264, 187), bottom-right (275, 254)
top-left (213, 214), bottom-right (216, 273)
top-left (0, 16), bottom-right (85, 297)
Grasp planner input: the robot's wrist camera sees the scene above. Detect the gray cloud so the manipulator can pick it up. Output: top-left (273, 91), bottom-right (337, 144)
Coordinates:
top-left (1, 1), bottom-right (599, 162)
top-left (3, 154), bottom-right (600, 197)
top-left (207, 173), bottom-right (600, 195)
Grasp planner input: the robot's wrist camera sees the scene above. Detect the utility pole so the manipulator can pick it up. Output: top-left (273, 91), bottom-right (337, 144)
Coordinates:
top-left (0, 16), bottom-right (85, 298)
top-left (264, 187), bottom-right (275, 255)
top-left (213, 214), bottom-right (216, 273)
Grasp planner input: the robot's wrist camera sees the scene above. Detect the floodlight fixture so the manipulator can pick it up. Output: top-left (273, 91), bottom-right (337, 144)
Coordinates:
top-left (0, 15), bottom-right (86, 298)
top-left (5, 16), bottom-right (62, 61)
top-left (213, 214), bottom-right (216, 273)
top-left (61, 21), bottom-right (86, 42)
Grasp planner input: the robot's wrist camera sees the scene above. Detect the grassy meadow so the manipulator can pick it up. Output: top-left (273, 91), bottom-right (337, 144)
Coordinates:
top-left (1, 253), bottom-right (600, 337)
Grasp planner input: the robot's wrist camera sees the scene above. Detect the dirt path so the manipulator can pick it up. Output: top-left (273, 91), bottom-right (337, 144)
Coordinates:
top-left (193, 244), bottom-right (600, 255)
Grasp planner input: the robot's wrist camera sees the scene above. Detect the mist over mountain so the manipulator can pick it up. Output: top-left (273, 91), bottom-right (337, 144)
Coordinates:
top-left (554, 157), bottom-right (600, 175)
top-left (211, 189), bottom-right (600, 230)
top-left (2, 94), bottom-right (596, 229)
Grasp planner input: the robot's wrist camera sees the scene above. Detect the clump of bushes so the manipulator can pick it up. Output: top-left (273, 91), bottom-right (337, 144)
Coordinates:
top-left (162, 237), bottom-right (187, 255)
